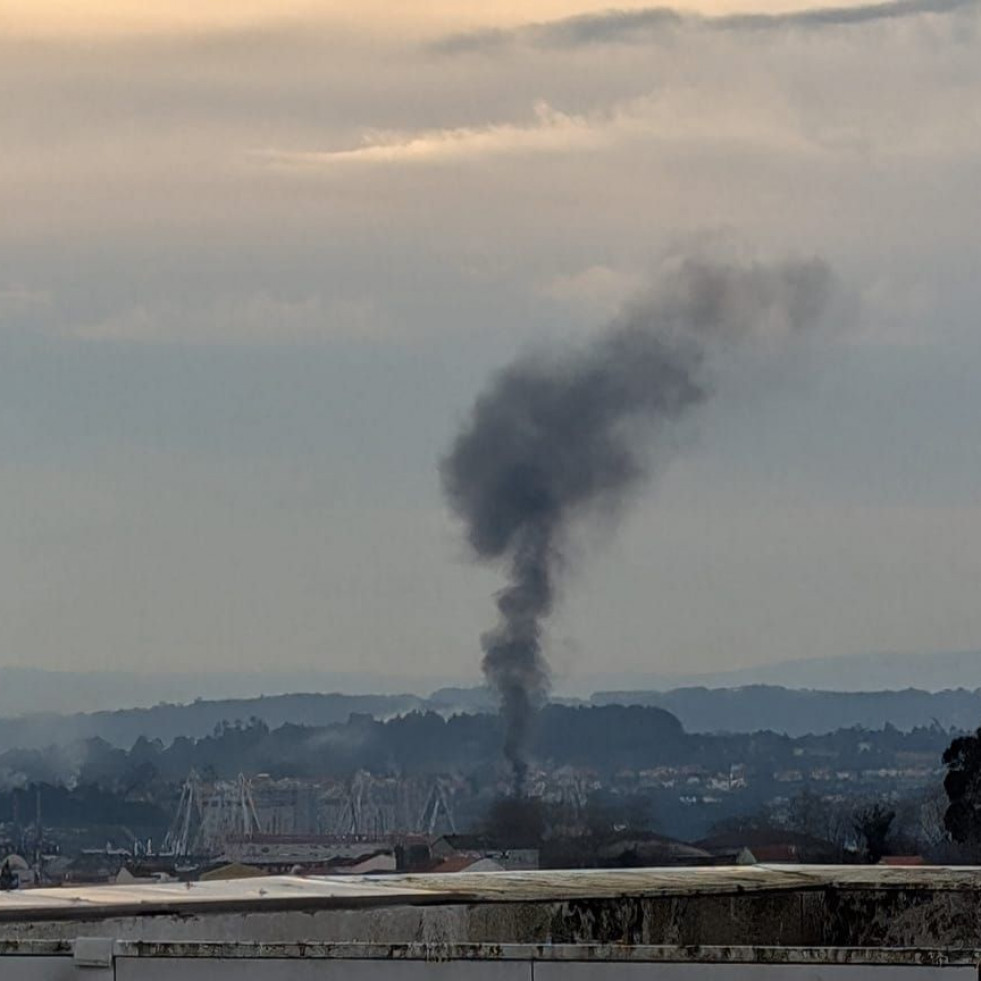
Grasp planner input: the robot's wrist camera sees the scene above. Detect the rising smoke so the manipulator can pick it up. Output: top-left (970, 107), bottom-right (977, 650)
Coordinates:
top-left (441, 257), bottom-right (831, 792)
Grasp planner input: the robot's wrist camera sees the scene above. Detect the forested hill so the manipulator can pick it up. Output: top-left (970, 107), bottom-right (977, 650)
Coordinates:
top-left (0, 704), bottom-right (952, 790)
top-left (0, 703), bottom-right (959, 847)
top-left (0, 692), bottom-right (426, 751)
top-left (590, 686), bottom-right (981, 736)
top-left (2, 684), bottom-right (981, 751)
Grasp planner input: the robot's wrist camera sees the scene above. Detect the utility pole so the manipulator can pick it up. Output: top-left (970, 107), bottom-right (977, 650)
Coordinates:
top-left (33, 787), bottom-right (41, 886)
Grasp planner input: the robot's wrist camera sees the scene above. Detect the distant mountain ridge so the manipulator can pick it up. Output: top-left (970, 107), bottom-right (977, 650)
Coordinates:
top-left (584, 649), bottom-right (981, 694)
top-left (0, 665), bottom-right (472, 718)
top-left (0, 650), bottom-right (980, 750)
top-left (589, 685), bottom-right (981, 737)
top-left (0, 692), bottom-right (428, 752)
top-left (1, 650), bottom-right (980, 718)
top-left (1, 682), bottom-right (981, 750)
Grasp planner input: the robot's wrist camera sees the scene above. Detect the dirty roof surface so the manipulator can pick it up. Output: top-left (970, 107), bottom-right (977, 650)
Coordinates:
top-left (1, 865), bottom-right (981, 921)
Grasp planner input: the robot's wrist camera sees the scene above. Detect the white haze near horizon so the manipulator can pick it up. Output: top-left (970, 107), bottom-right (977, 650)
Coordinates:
top-left (0, 0), bottom-right (980, 696)
top-left (4, 648), bottom-right (981, 719)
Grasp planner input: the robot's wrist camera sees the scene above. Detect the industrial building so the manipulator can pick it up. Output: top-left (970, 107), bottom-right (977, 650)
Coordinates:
top-left (2, 866), bottom-right (981, 976)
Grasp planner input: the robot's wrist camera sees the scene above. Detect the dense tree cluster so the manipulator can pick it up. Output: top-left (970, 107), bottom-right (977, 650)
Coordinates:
top-left (0, 704), bottom-right (954, 791)
top-left (942, 727), bottom-right (981, 851)
top-left (0, 705), bottom-right (960, 851)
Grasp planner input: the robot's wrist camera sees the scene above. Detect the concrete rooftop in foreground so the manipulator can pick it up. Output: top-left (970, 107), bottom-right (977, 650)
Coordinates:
top-left (3, 866), bottom-right (981, 954)
top-left (2, 865), bottom-right (981, 919)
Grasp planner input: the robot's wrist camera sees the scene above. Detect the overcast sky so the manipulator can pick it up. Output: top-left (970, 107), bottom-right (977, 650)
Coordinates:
top-left (1, 0), bottom-right (979, 692)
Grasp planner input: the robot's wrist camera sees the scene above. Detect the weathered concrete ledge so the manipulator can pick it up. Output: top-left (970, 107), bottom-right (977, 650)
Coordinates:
top-left (1, 867), bottom-right (981, 950)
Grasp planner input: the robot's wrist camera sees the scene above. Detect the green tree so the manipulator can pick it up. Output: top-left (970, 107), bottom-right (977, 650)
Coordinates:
top-left (943, 729), bottom-right (981, 853)
top-left (853, 803), bottom-right (895, 863)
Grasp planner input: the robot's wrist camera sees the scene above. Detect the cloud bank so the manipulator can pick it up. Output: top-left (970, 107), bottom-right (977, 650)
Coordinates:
top-left (434, 0), bottom-right (977, 52)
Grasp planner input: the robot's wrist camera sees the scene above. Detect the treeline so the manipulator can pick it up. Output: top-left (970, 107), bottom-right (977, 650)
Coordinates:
top-left (0, 782), bottom-right (166, 832)
top-left (592, 685), bottom-right (981, 736)
top-left (0, 705), bottom-right (684, 787)
top-left (0, 704), bottom-right (966, 848)
top-left (5, 684), bottom-right (981, 754)
top-left (0, 704), bottom-right (955, 790)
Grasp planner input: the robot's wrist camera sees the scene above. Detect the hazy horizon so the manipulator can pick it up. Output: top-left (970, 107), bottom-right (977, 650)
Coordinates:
top-left (4, 647), bottom-right (981, 719)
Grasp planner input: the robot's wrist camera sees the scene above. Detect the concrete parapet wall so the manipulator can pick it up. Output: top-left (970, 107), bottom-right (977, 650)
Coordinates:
top-left (2, 868), bottom-right (981, 951)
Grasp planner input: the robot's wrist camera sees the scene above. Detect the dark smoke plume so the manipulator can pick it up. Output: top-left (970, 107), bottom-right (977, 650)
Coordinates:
top-left (441, 257), bottom-right (831, 791)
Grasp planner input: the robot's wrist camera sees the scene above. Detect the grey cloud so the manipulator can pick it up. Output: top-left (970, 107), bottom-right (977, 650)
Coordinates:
top-left (433, 0), bottom-right (976, 53)
top-left (719, 0), bottom-right (977, 29)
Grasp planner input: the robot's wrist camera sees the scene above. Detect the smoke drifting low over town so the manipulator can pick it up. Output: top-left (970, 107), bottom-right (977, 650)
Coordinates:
top-left (441, 257), bottom-right (832, 791)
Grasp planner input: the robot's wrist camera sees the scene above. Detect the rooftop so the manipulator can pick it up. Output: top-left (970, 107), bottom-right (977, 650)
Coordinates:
top-left (0, 864), bottom-right (978, 916)
top-left (2, 866), bottom-right (981, 952)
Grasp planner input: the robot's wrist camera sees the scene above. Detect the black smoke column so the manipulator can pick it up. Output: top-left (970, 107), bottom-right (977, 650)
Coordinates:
top-left (441, 257), bottom-right (830, 792)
